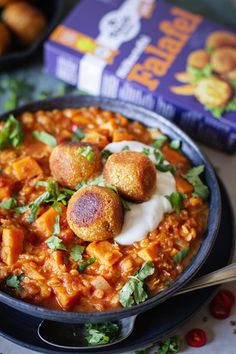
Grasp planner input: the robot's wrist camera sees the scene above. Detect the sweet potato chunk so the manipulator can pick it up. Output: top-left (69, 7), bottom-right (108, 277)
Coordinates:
top-left (1, 227), bottom-right (24, 265)
top-left (50, 250), bottom-right (65, 272)
top-left (35, 205), bottom-right (65, 239)
top-left (86, 241), bottom-right (122, 266)
top-left (0, 185), bottom-right (11, 200)
top-left (176, 176), bottom-right (194, 194)
top-left (22, 262), bottom-right (45, 280)
top-left (53, 286), bottom-right (81, 310)
top-left (138, 242), bottom-right (159, 261)
top-left (13, 156), bottom-right (43, 180)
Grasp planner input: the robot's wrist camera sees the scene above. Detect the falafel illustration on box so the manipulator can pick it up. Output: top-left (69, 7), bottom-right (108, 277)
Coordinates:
top-left (45, 0), bottom-right (236, 152)
top-left (170, 31), bottom-right (236, 118)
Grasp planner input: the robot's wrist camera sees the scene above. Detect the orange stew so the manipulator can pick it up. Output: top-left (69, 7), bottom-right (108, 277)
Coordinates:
top-left (0, 107), bottom-right (209, 312)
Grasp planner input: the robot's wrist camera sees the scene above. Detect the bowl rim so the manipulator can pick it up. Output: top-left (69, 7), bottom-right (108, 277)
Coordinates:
top-left (0, 95), bottom-right (222, 323)
top-left (0, 0), bottom-right (64, 69)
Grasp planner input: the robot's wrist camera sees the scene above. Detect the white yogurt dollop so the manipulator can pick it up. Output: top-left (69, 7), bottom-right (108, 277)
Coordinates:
top-left (103, 141), bottom-right (176, 245)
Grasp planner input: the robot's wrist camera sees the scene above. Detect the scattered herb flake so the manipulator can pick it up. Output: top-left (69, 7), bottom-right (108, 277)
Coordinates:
top-left (173, 247), bottom-right (189, 263)
top-left (106, 184), bottom-right (131, 211)
top-left (76, 176), bottom-right (104, 190)
top-left (71, 127), bottom-right (86, 142)
top-left (119, 261), bottom-right (155, 307)
top-left (182, 165), bottom-right (209, 199)
top-left (45, 236), bottom-right (66, 251)
top-left (70, 245), bottom-right (85, 262)
top-left (151, 134), bottom-right (168, 149)
top-left (32, 131), bottom-right (57, 148)
top-left (142, 147), bottom-right (150, 155)
top-left (165, 192), bottom-right (187, 214)
top-left (77, 146), bottom-right (95, 162)
top-left (101, 149), bottom-right (112, 160)
top-left (0, 197), bottom-right (17, 209)
top-left (154, 150), bottom-right (175, 176)
top-left (170, 139), bottom-right (181, 150)
top-left (0, 115), bottom-right (23, 150)
top-left (78, 257), bottom-right (96, 273)
top-left (122, 145), bottom-right (130, 151)
top-left (85, 322), bottom-right (120, 346)
top-left (6, 273), bottom-right (25, 291)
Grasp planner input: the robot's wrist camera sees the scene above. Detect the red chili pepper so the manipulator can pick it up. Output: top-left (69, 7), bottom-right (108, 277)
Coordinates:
top-left (186, 328), bottom-right (207, 347)
top-left (209, 301), bottom-right (231, 319)
top-left (214, 289), bottom-right (235, 309)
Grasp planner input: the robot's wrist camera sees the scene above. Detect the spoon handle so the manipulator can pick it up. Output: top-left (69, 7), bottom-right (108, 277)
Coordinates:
top-left (176, 262), bottom-right (236, 295)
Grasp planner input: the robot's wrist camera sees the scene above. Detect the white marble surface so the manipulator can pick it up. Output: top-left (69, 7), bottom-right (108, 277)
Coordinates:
top-left (0, 143), bottom-right (235, 353)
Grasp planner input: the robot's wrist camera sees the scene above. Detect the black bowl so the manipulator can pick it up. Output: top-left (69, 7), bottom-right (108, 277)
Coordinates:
top-left (0, 95), bottom-right (221, 323)
top-left (0, 0), bottom-right (64, 71)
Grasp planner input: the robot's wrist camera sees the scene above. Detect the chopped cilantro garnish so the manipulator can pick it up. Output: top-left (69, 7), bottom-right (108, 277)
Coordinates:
top-left (76, 176), bottom-right (104, 190)
top-left (101, 149), bottom-right (112, 160)
top-left (32, 131), bottom-right (57, 148)
top-left (151, 134), bottom-right (168, 149)
top-left (16, 180), bottom-right (74, 222)
top-left (155, 336), bottom-right (180, 354)
top-left (142, 147), bottom-right (150, 155)
top-left (154, 150), bottom-right (175, 175)
top-left (77, 146), bottom-right (95, 162)
top-left (85, 322), bottom-right (120, 346)
top-left (165, 192), bottom-right (187, 214)
top-left (170, 139), bottom-right (181, 150)
top-left (173, 247), bottom-right (189, 263)
top-left (0, 197), bottom-right (17, 210)
top-left (70, 245), bottom-right (85, 262)
top-left (182, 165), bottom-right (209, 199)
top-left (0, 115), bottom-right (23, 150)
top-left (122, 145), bottom-right (130, 151)
top-left (6, 273), bottom-right (25, 291)
top-left (78, 258), bottom-right (96, 273)
top-left (71, 127), bottom-right (86, 142)
top-left (45, 235), bottom-right (67, 251)
top-left (119, 261), bottom-right (154, 307)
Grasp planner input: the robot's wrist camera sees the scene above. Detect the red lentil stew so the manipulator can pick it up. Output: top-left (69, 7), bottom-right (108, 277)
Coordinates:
top-left (0, 107), bottom-right (209, 312)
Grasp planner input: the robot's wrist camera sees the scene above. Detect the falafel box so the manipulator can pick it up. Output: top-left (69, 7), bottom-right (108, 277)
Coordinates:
top-left (44, 0), bottom-right (236, 153)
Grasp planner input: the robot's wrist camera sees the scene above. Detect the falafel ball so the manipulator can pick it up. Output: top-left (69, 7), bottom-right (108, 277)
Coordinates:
top-left (207, 31), bottom-right (236, 50)
top-left (0, 22), bottom-right (11, 55)
top-left (49, 142), bottom-right (102, 189)
top-left (194, 76), bottom-right (233, 108)
top-left (67, 186), bottom-right (124, 241)
top-left (187, 49), bottom-right (211, 70)
top-left (211, 47), bottom-right (236, 74)
top-left (104, 151), bottom-right (157, 203)
top-left (2, 2), bottom-right (47, 46)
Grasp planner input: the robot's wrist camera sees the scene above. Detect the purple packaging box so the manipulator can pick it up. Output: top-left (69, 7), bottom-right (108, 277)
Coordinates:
top-left (44, 0), bottom-right (236, 152)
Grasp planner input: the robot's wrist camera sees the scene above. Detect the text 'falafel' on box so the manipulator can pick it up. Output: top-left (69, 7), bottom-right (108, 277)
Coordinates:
top-left (44, 0), bottom-right (236, 153)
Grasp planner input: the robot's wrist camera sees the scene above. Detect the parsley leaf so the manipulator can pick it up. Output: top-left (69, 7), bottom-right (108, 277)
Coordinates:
top-left (0, 115), bottom-right (23, 150)
top-left (154, 150), bottom-right (175, 175)
top-left (122, 145), bottom-right (130, 151)
top-left (76, 176), bottom-right (104, 190)
top-left (170, 139), bottom-right (181, 150)
top-left (71, 128), bottom-right (86, 142)
top-left (142, 147), bottom-right (150, 155)
top-left (173, 247), bottom-right (189, 263)
top-left (26, 191), bottom-right (50, 222)
top-left (182, 165), bottom-right (209, 199)
top-left (85, 322), bottom-right (120, 346)
top-left (32, 131), bottom-right (57, 148)
top-left (101, 149), bottom-right (112, 160)
top-left (154, 336), bottom-right (180, 354)
top-left (70, 245), bottom-right (85, 262)
top-left (45, 235), bottom-right (67, 251)
top-left (0, 197), bottom-right (17, 209)
top-left (165, 192), bottom-right (187, 214)
top-left (151, 134), bottom-right (168, 149)
top-left (78, 257), bottom-right (96, 273)
top-left (119, 261), bottom-right (155, 307)
top-left (77, 146), bottom-right (95, 162)
top-left (6, 273), bottom-right (25, 291)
